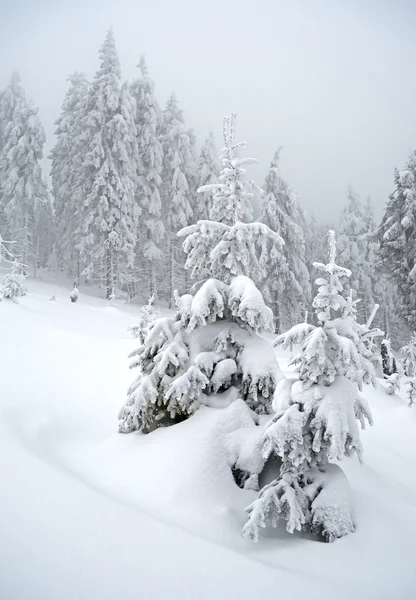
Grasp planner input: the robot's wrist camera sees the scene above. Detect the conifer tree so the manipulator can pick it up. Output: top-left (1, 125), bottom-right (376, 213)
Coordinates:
top-left (243, 231), bottom-right (374, 543)
top-left (50, 72), bottom-right (89, 279)
top-left (119, 116), bottom-right (284, 444)
top-left (401, 334), bottom-right (416, 406)
top-left (337, 187), bottom-right (375, 323)
top-left (377, 151), bottom-right (416, 329)
top-left (0, 72), bottom-right (50, 270)
top-left (130, 56), bottom-right (165, 298)
top-left (194, 131), bottom-right (219, 221)
top-left (0, 234), bottom-right (28, 302)
top-left (260, 149), bottom-right (311, 332)
top-left (78, 30), bottom-right (139, 298)
top-left (160, 93), bottom-right (196, 305)
top-left (179, 115), bottom-right (285, 287)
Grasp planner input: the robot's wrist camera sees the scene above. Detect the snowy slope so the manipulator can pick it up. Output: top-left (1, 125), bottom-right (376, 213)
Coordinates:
top-left (1, 280), bottom-right (415, 600)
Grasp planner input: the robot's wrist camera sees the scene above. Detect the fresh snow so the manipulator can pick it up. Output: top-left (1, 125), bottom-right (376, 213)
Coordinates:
top-left (0, 279), bottom-right (415, 599)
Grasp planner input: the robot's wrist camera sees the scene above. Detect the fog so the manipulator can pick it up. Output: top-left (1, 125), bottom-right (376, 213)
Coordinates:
top-left (1, 0), bottom-right (416, 221)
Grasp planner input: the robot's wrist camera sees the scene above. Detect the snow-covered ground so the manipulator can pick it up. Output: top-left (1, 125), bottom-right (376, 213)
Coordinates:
top-left (1, 279), bottom-right (415, 600)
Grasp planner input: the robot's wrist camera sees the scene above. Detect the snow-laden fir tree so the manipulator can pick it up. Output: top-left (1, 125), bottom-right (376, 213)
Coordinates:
top-left (178, 115), bottom-right (285, 288)
top-left (50, 72), bottom-right (89, 279)
top-left (401, 334), bottom-right (416, 406)
top-left (0, 236), bottom-right (28, 302)
top-left (0, 72), bottom-right (51, 271)
top-left (337, 187), bottom-right (376, 323)
top-left (260, 149), bottom-right (311, 332)
top-left (119, 116), bottom-right (283, 439)
top-left (160, 93), bottom-right (196, 305)
top-left (118, 275), bottom-right (282, 436)
top-left (0, 260), bottom-right (27, 302)
top-left (242, 230), bottom-right (375, 543)
top-left (130, 56), bottom-right (165, 298)
top-left (377, 151), bottom-right (416, 330)
top-left (128, 294), bottom-right (160, 343)
top-left (78, 30), bottom-right (139, 298)
top-left (194, 131), bottom-right (219, 221)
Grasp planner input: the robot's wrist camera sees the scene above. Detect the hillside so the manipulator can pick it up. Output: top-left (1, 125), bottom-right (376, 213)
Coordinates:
top-left (0, 279), bottom-right (415, 600)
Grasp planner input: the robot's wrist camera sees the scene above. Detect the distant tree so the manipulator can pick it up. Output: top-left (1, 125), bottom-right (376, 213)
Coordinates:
top-left (78, 30), bottom-right (139, 299)
top-left (160, 93), bottom-right (196, 305)
top-left (337, 187), bottom-right (376, 323)
top-left (401, 333), bottom-right (416, 406)
top-left (130, 56), bottom-right (165, 298)
top-left (0, 235), bottom-right (28, 302)
top-left (260, 149), bottom-right (311, 332)
top-left (0, 72), bottom-right (51, 271)
top-left (194, 131), bottom-right (219, 221)
top-left (50, 72), bottom-right (89, 279)
top-left (377, 152), bottom-right (416, 329)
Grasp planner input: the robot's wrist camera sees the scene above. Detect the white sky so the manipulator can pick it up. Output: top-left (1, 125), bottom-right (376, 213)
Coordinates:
top-left (1, 0), bottom-right (416, 222)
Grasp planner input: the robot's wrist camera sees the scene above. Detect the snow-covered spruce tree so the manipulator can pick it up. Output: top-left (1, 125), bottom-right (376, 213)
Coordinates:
top-left (0, 235), bottom-right (28, 301)
top-left (50, 72), bottom-right (89, 279)
top-left (78, 30), bottom-right (139, 298)
top-left (260, 149), bottom-right (311, 332)
top-left (130, 56), bottom-right (165, 298)
top-left (0, 72), bottom-right (51, 271)
top-left (401, 334), bottom-right (416, 406)
top-left (178, 115), bottom-right (285, 288)
top-left (377, 152), bottom-right (416, 330)
top-left (194, 131), bottom-right (219, 221)
top-left (242, 230), bottom-right (375, 543)
top-left (128, 294), bottom-right (160, 343)
top-left (0, 260), bottom-right (28, 302)
top-left (160, 93), bottom-right (196, 305)
top-left (337, 187), bottom-right (377, 323)
top-left (118, 275), bottom-right (281, 434)
top-left (119, 116), bottom-right (283, 436)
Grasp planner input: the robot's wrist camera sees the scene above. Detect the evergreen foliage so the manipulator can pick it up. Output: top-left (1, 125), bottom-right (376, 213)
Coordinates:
top-left (50, 72), bottom-right (89, 279)
top-left (130, 56), bottom-right (165, 298)
top-left (78, 30), bottom-right (139, 298)
top-left (243, 231), bottom-right (375, 543)
top-left (160, 93), bottom-right (196, 305)
top-left (260, 150), bottom-right (311, 332)
top-left (0, 72), bottom-right (51, 270)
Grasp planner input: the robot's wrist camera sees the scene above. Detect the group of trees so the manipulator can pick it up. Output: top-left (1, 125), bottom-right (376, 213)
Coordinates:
top-left (121, 117), bottom-right (379, 544)
top-left (1, 28), bottom-right (409, 344)
top-left (3, 27), bottom-right (416, 546)
top-left (0, 73), bottom-right (53, 277)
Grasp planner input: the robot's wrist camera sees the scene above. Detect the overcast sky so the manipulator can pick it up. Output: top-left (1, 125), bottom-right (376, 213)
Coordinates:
top-left (1, 0), bottom-right (416, 222)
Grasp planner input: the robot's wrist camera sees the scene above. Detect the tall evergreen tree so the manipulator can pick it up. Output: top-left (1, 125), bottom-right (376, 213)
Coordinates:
top-left (179, 115), bottom-right (284, 287)
top-left (160, 93), bottom-right (196, 305)
top-left (78, 30), bottom-right (139, 298)
top-left (377, 151), bottom-right (416, 329)
top-left (194, 131), bottom-right (219, 221)
top-left (120, 116), bottom-right (283, 436)
top-left (243, 231), bottom-right (374, 543)
top-left (260, 149), bottom-right (311, 332)
top-left (50, 72), bottom-right (89, 279)
top-left (0, 72), bottom-right (51, 271)
top-left (130, 56), bottom-right (164, 298)
top-left (337, 187), bottom-right (376, 322)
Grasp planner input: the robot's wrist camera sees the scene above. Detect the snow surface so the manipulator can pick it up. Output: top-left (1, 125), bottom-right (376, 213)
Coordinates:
top-left (1, 279), bottom-right (416, 599)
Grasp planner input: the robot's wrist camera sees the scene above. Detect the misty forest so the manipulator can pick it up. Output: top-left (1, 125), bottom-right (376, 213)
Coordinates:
top-left (1, 23), bottom-right (416, 600)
